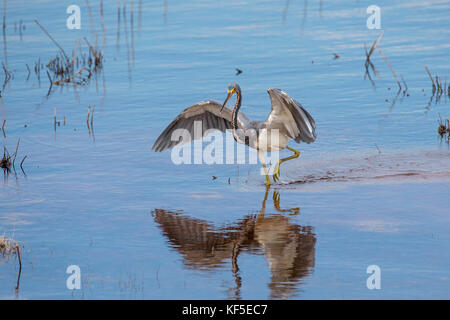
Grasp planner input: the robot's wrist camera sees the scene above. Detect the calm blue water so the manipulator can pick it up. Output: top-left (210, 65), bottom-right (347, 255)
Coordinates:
top-left (0, 0), bottom-right (449, 299)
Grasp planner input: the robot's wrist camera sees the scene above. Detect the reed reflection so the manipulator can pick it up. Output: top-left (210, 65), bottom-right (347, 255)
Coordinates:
top-left (152, 188), bottom-right (316, 299)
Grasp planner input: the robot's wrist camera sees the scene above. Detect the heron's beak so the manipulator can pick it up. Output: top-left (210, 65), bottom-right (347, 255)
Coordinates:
top-left (221, 89), bottom-right (235, 112)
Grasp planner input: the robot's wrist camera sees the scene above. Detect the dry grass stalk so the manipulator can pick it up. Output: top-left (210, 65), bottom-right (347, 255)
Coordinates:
top-left (86, 105), bottom-right (96, 140)
top-left (0, 235), bottom-right (22, 291)
top-left (90, 104), bottom-right (95, 128)
top-left (34, 20), bottom-right (69, 61)
top-left (53, 66), bottom-right (92, 86)
top-left (425, 67), bottom-right (447, 103)
top-left (1, 119), bottom-right (5, 138)
top-left (364, 30), bottom-right (384, 78)
top-left (86, 106), bottom-right (91, 136)
top-left (0, 236), bottom-right (19, 256)
top-left (425, 65), bottom-right (436, 93)
top-left (378, 48), bottom-right (401, 91)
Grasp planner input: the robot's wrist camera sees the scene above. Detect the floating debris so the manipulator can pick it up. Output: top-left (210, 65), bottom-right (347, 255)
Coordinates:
top-left (438, 114), bottom-right (449, 142)
top-left (0, 236), bottom-right (22, 292)
top-left (1, 139), bottom-right (27, 177)
top-left (0, 146), bottom-right (12, 172)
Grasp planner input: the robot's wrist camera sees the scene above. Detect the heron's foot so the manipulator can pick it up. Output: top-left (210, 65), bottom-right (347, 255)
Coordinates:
top-left (272, 161), bottom-right (281, 183)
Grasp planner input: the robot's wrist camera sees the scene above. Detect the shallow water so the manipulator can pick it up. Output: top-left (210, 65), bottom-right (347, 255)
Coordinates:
top-left (0, 0), bottom-right (449, 299)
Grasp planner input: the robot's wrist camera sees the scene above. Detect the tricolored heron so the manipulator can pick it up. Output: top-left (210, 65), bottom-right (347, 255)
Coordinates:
top-left (152, 82), bottom-right (317, 186)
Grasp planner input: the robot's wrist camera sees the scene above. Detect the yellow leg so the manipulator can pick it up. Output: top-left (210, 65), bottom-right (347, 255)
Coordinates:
top-left (258, 150), bottom-right (271, 187)
top-left (256, 185), bottom-right (270, 223)
top-left (261, 185), bottom-right (269, 212)
top-left (273, 146), bottom-right (301, 183)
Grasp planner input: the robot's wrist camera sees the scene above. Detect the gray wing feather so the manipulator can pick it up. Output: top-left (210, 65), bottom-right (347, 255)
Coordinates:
top-left (266, 88), bottom-right (317, 144)
top-left (152, 100), bottom-right (250, 152)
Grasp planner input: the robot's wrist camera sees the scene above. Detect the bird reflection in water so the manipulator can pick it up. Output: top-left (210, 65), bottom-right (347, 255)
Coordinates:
top-left (152, 188), bottom-right (316, 299)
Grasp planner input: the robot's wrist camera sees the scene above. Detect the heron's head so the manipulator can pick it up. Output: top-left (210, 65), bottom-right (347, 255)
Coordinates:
top-left (221, 82), bottom-right (241, 112)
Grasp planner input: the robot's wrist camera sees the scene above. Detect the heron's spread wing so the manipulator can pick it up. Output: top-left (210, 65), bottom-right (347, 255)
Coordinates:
top-left (152, 100), bottom-right (250, 152)
top-left (153, 209), bottom-right (233, 269)
top-left (266, 89), bottom-right (316, 144)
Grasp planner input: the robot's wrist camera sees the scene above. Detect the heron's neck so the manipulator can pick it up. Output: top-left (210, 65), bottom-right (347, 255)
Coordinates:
top-left (231, 90), bottom-right (242, 130)
top-left (231, 90), bottom-right (248, 145)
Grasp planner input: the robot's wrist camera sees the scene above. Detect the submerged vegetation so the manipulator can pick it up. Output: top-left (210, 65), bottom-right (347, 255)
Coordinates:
top-left (0, 236), bottom-right (19, 257)
top-left (0, 235), bottom-right (22, 292)
top-left (1, 137), bottom-right (27, 177)
top-left (425, 66), bottom-right (449, 105)
top-left (363, 31), bottom-right (448, 118)
top-left (34, 20), bottom-right (103, 94)
top-left (438, 114), bottom-right (450, 142)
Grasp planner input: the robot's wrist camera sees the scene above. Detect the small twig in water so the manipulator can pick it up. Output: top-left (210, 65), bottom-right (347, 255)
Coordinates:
top-left (46, 70), bottom-right (53, 96)
top-left (425, 66), bottom-right (436, 93)
top-left (1, 119), bottom-right (5, 138)
top-left (15, 245), bottom-right (22, 292)
top-left (378, 48), bottom-right (401, 91)
top-left (26, 64), bottom-right (31, 80)
top-left (86, 106), bottom-right (91, 135)
top-left (35, 20), bottom-right (70, 62)
top-left (374, 144), bottom-right (381, 154)
top-left (20, 155), bottom-right (27, 175)
top-left (90, 104), bottom-right (95, 141)
top-left (12, 137), bottom-right (19, 170)
top-left (0, 236), bottom-right (22, 291)
top-left (90, 104), bottom-right (95, 128)
top-left (364, 30), bottom-right (384, 78)
top-left (400, 75), bottom-right (408, 95)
